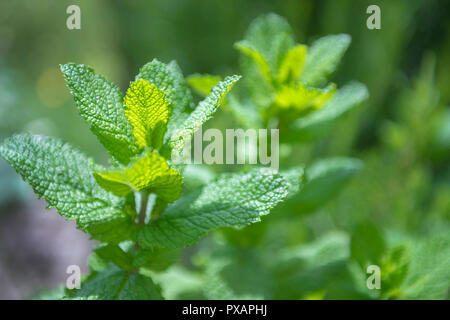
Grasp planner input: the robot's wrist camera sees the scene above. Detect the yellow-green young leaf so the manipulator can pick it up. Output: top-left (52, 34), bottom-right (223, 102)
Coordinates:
top-left (187, 74), bottom-right (222, 97)
top-left (135, 59), bottom-right (194, 144)
top-left (124, 79), bottom-right (170, 150)
top-left (275, 83), bottom-right (336, 111)
top-left (93, 151), bottom-right (182, 202)
top-left (287, 82), bottom-right (369, 142)
top-left (235, 41), bottom-right (272, 83)
top-left (93, 171), bottom-right (134, 197)
top-left (277, 44), bottom-right (307, 83)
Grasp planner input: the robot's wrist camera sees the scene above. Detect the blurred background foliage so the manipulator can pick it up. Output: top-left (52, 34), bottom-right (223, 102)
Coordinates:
top-left (0, 0), bottom-right (449, 299)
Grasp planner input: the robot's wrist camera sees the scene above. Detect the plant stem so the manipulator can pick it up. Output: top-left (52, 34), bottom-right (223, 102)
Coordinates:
top-left (150, 197), bottom-right (167, 222)
top-left (138, 192), bottom-right (149, 226)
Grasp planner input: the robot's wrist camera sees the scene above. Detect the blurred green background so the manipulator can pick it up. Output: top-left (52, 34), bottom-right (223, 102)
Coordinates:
top-left (0, 0), bottom-right (449, 299)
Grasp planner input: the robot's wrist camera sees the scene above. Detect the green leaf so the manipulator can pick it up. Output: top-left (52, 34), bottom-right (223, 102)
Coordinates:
top-left (202, 255), bottom-right (264, 300)
top-left (236, 13), bottom-right (294, 109)
top-left (186, 74), bottom-right (222, 97)
top-left (0, 134), bottom-right (134, 243)
top-left (169, 75), bottom-right (240, 156)
top-left (60, 63), bottom-right (138, 164)
top-left (88, 250), bottom-right (111, 273)
top-left (300, 34), bottom-right (351, 86)
top-left (275, 82), bottom-right (336, 112)
top-left (92, 171), bottom-right (133, 197)
top-left (138, 169), bottom-right (288, 248)
top-left (124, 79), bottom-right (170, 150)
top-left (350, 224), bottom-right (386, 268)
top-left (273, 231), bottom-right (357, 299)
top-left (94, 244), bottom-right (133, 271)
top-left (399, 233), bottom-right (450, 299)
top-left (240, 13), bottom-right (294, 73)
top-left (136, 59), bottom-right (194, 142)
top-left (287, 157), bottom-right (362, 212)
top-left (150, 266), bottom-right (204, 299)
top-left (226, 93), bottom-right (264, 129)
top-left (136, 59), bottom-right (193, 110)
top-left (235, 41), bottom-right (272, 83)
top-left (380, 245), bottom-right (410, 297)
top-left (279, 166), bottom-right (306, 198)
top-left (288, 82), bottom-right (369, 142)
top-left (277, 44), bottom-right (308, 83)
top-left (277, 231), bottom-right (350, 274)
top-left (93, 150), bottom-right (182, 202)
top-left (182, 164), bottom-right (216, 191)
top-left (200, 244), bottom-right (273, 299)
top-left (73, 266), bottom-right (162, 300)
top-left (132, 247), bottom-right (181, 272)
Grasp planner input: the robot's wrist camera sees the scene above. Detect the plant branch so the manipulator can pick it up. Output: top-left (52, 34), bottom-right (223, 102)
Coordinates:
top-left (138, 192), bottom-right (149, 226)
top-left (150, 197), bottom-right (167, 222)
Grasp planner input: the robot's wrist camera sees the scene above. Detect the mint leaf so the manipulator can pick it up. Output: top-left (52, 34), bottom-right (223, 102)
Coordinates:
top-left (60, 63), bottom-right (138, 164)
top-left (136, 59), bottom-right (194, 143)
top-left (202, 256), bottom-right (264, 300)
top-left (187, 74), bottom-right (222, 97)
top-left (279, 166), bottom-right (305, 197)
top-left (286, 157), bottom-right (362, 212)
top-left (275, 83), bottom-right (336, 112)
top-left (199, 244), bottom-right (273, 299)
top-left (288, 82), bottom-right (369, 142)
top-left (0, 134), bottom-right (134, 243)
top-left (350, 224), bottom-right (386, 268)
top-left (226, 93), bottom-right (264, 129)
top-left (300, 34), bottom-right (351, 86)
top-left (241, 13), bottom-right (294, 73)
top-left (72, 266), bottom-right (162, 300)
top-left (94, 244), bottom-right (133, 271)
top-left (169, 75), bottom-right (240, 156)
top-left (92, 171), bottom-right (134, 197)
top-left (138, 169), bottom-right (288, 248)
top-left (277, 231), bottom-right (350, 273)
top-left (235, 40), bottom-right (272, 83)
top-left (124, 79), bottom-right (170, 150)
top-left (277, 44), bottom-right (308, 83)
top-left (132, 248), bottom-right (181, 272)
top-left (274, 231), bottom-right (353, 299)
top-left (400, 233), bottom-right (450, 299)
top-left (151, 266), bottom-right (204, 299)
top-left (34, 286), bottom-right (66, 300)
top-left (136, 59), bottom-right (193, 112)
top-left (236, 13), bottom-right (293, 109)
top-left (93, 150), bottom-right (182, 202)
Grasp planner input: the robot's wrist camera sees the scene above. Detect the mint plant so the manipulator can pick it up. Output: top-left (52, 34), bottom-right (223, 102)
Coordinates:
top-left (2, 12), bottom-right (447, 300)
top-left (0, 59), bottom-right (289, 299)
